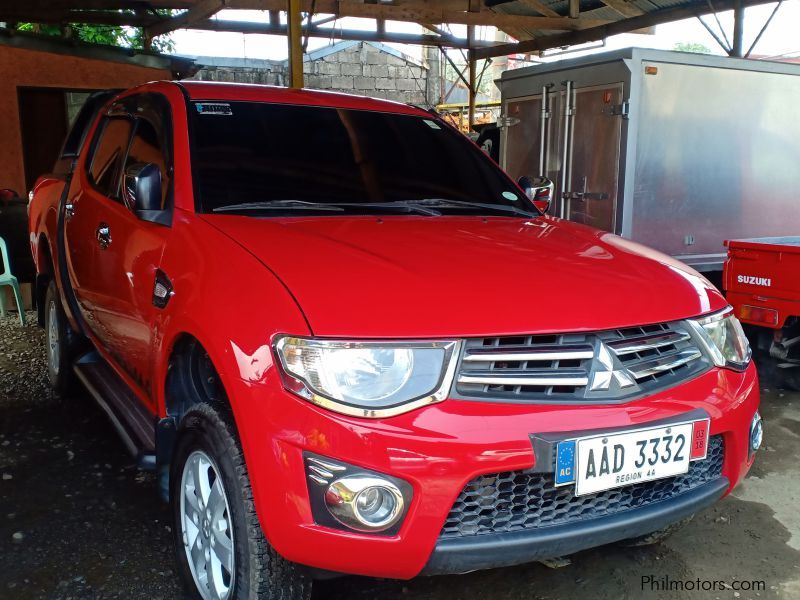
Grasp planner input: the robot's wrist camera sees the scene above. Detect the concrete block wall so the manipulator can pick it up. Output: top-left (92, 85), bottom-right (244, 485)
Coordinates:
top-left (304, 42), bottom-right (428, 105)
top-left (191, 64), bottom-right (285, 86)
top-left (190, 42), bottom-right (430, 106)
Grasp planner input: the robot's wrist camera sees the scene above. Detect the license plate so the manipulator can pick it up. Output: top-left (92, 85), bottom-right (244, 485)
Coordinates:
top-left (560, 420), bottom-right (709, 496)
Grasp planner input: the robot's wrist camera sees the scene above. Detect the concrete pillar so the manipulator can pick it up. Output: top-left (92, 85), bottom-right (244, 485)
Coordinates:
top-left (425, 46), bottom-right (441, 108)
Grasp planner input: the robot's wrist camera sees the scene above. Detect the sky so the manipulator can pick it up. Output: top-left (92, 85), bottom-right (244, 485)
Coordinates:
top-left (168, 1), bottom-right (800, 63)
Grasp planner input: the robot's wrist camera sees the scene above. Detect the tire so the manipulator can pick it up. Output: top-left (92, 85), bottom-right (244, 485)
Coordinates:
top-left (171, 403), bottom-right (311, 600)
top-left (44, 279), bottom-right (75, 394)
top-left (779, 367), bottom-right (800, 392)
top-left (620, 515), bottom-right (694, 547)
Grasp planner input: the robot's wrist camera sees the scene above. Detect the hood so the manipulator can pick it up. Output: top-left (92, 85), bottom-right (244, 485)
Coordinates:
top-left (203, 215), bottom-right (726, 338)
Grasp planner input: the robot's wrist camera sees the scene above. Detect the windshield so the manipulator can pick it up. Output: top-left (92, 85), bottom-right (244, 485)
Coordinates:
top-left (188, 101), bottom-right (537, 217)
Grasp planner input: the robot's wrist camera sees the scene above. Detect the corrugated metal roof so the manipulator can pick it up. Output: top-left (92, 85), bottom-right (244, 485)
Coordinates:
top-left (489, 0), bottom-right (708, 43)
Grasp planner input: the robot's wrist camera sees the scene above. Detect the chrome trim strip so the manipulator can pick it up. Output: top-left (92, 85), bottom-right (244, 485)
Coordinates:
top-left (463, 349), bottom-right (593, 362)
top-left (627, 349), bottom-right (702, 378)
top-left (306, 456), bottom-right (347, 472)
top-left (458, 373), bottom-right (589, 387)
top-left (308, 464), bottom-right (335, 480)
top-left (608, 331), bottom-right (690, 356)
top-left (308, 474), bottom-right (328, 486)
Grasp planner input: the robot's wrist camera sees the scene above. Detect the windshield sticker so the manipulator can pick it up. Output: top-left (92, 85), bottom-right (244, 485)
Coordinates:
top-left (423, 119), bottom-right (442, 130)
top-left (502, 191), bottom-right (518, 201)
top-left (196, 102), bottom-right (233, 116)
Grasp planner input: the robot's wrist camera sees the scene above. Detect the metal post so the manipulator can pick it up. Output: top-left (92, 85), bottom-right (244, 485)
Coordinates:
top-left (287, 0), bottom-right (304, 88)
top-left (732, 0), bottom-right (744, 57)
top-left (560, 80), bottom-right (574, 219)
top-left (538, 85), bottom-right (549, 177)
top-left (467, 25), bottom-right (476, 131)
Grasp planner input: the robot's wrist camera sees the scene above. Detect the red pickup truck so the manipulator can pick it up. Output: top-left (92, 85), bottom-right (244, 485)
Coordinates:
top-left (724, 236), bottom-right (800, 388)
top-left (28, 81), bottom-right (760, 600)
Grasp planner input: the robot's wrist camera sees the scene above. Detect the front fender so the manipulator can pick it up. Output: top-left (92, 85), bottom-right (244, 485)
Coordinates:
top-left (153, 209), bottom-right (311, 415)
top-left (152, 210), bottom-right (311, 535)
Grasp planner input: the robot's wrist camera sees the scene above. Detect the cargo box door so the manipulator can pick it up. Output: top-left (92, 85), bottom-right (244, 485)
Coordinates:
top-left (561, 84), bottom-right (623, 233)
top-left (501, 95), bottom-right (548, 185)
top-left (501, 84), bottom-right (623, 233)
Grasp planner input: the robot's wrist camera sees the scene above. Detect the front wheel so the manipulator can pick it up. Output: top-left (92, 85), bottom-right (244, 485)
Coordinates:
top-left (171, 403), bottom-right (311, 600)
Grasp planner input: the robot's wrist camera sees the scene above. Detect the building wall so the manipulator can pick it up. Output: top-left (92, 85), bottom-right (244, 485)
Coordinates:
top-left (190, 42), bottom-right (430, 106)
top-left (303, 42), bottom-right (428, 105)
top-left (0, 45), bottom-right (172, 195)
top-left (189, 58), bottom-right (285, 86)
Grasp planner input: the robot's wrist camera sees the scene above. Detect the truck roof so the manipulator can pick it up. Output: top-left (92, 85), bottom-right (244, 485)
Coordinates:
top-left (175, 80), bottom-right (427, 116)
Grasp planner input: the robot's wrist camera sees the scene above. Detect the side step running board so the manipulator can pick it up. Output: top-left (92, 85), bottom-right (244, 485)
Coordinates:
top-left (74, 352), bottom-right (156, 469)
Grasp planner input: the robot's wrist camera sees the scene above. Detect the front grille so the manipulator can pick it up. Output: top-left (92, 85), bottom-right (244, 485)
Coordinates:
top-left (440, 435), bottom-right (724, 539)
top-left (454, 321), bottom-right (709, 403)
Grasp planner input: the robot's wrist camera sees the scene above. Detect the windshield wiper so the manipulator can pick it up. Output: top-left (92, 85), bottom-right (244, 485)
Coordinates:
top-left (212, 198), bottom-right (535, 217)
top-left (213, 200), bottom-right (345, 213)
top-left (395, 198), bottom-right (538, 217)
top-left (336, 202), bottom-right (442, 216)
top-left (213, 200), bottom-right (441, 216)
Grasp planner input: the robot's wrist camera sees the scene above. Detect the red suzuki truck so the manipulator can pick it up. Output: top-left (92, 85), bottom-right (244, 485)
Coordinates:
top-left (724, 236), bottom-right (800, 389)
top-left (28, 82), bottom-right (761, 600)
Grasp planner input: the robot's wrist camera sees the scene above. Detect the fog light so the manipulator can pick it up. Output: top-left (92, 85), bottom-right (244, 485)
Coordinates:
top-left (750, 411), bottom-right (763, 452)
top-left (325, 476), bottom-right (404, 532)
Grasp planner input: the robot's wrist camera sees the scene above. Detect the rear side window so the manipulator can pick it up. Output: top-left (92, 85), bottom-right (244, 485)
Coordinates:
top-left (60, 90), bottom-right (120, 159)
top-left (87, 117), bottom-right (133, 199)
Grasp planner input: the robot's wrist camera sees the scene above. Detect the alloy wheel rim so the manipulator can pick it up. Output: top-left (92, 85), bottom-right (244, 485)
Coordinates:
top-left (180, 450), bottom-right (235, 600)
top-left (47, 300), bottom-right (59, 374)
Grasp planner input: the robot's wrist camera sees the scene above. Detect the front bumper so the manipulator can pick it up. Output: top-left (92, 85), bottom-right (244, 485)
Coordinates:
top-left (422, 477), bottom-right (728, 575)
top-left (228, 362), bottom-right (759, 579)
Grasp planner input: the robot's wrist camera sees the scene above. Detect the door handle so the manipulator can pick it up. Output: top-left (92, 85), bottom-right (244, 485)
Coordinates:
top-left (96, 223), bottom-right (111, 249)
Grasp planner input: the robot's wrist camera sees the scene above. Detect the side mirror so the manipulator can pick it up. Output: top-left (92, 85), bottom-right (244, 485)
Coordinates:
top-left (517, 176), bottom-right (554, 214)
top-left (123, 163), bottom-right (169, 225)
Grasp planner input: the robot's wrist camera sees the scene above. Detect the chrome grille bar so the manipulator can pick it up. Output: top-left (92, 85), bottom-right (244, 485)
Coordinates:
top-left (607, 331), bottom-right (691, 356)
top-left (458, 370), bottom-right (589, 387)
top-left (462, 344), bottom-right (593, 363)
top-left (625, 348), bottom-right (702, 379)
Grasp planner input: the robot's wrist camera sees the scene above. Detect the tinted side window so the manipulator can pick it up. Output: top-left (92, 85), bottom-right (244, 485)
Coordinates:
top-left (125, 118), bottom-right (170, 208)
top-left (87, 117), bottom-right (133, 199)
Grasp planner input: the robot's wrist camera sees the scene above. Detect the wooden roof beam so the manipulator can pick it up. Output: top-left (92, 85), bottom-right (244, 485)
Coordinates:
top-left (226, 1), bottom-right (611, 31)
top-left (0, 8), bottom-right (157, 27)
top-left (9, 0), bottom-right (193, 9)
top-left (148, 0), bottom-right (229, 38)
top-left (190, 18), bottom-right (487, 48)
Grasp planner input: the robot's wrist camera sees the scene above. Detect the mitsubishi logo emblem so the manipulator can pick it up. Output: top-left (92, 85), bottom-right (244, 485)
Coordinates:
top-left (589, 342), bottom-right (637, 392)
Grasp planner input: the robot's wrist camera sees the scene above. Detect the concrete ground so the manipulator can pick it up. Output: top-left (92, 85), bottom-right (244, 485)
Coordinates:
top-left (1, 312), bottom-right (799, 600)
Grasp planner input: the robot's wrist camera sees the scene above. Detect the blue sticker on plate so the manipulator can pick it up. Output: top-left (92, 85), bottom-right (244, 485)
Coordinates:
top-left (555, 440), bottom-right (576, 486)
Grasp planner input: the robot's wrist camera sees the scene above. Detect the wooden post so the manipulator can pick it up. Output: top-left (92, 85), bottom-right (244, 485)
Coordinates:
top-left (287, 0), bottom-right (303, 88)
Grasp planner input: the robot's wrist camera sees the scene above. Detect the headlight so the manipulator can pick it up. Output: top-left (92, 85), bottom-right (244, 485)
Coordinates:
top-left (274, 337), bottom-right (460, 417)
top-left (688, 309), bottom-right (751, 370)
